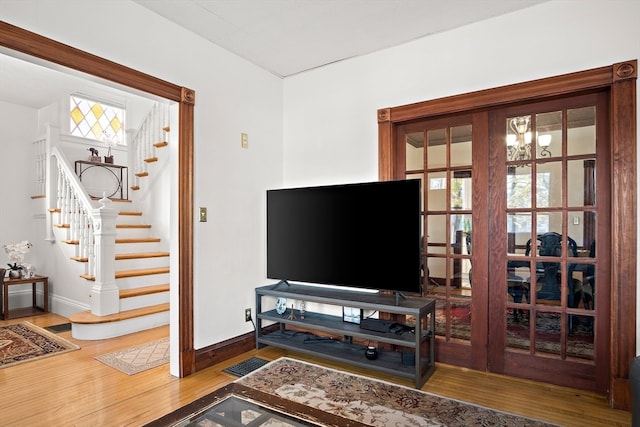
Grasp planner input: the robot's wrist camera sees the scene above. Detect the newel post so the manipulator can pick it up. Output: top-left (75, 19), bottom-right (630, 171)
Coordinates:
top-left (90, 196), bottom-right (119, 316)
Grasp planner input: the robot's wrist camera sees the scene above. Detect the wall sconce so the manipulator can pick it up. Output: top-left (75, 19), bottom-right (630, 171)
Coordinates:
top-left (506, 116), bottom-right (552, 161)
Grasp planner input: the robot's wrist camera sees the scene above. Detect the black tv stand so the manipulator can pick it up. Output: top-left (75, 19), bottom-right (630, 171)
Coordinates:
top-left (255, 283), bottom-right (435, 388)
top-left (394, 291), bottom-right (408, 305)
top-left (271, 280), bottom-right (290, 289)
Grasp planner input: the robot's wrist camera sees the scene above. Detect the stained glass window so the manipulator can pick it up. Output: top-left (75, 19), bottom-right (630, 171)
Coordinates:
top-left (69, 95), bottom-right (125, 145)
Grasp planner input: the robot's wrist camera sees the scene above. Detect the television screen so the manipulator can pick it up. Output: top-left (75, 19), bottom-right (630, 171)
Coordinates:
top-left (266, 179), bottom-right (421, 294)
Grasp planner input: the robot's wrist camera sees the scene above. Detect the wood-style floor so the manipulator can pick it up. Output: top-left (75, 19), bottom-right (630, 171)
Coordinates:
top-left (0, 313), bottom-right (631, 426)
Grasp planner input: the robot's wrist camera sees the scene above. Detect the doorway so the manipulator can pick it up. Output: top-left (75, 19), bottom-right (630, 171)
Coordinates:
top-left (0, 21), bottom-right (196, 377)
top-left (377, 60), bottom-right (636, 406)
top-left (397, 92), bottom-right (610, 392)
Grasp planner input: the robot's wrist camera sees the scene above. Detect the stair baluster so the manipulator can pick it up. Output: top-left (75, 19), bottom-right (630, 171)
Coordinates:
top-left (51, 147), bottom-right (120, 316)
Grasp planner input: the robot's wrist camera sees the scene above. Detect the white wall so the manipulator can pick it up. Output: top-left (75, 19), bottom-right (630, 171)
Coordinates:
top-left (0, 0), bottom-right (284, 375)
top-left (282, 0), bottom-right (640, 348)
top-left (0, 101), bottom-right (38, 264)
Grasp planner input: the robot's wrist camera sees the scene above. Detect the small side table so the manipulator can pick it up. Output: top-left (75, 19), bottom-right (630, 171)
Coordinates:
top-left (75, 160), bottom-right (129, 200)
top-left (1, 275), bottom-right (49, 320)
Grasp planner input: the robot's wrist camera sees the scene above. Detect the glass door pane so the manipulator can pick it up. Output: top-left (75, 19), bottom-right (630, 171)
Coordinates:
top-left (503, 106), bottom-right (596, 361)
top-left (416, 123), bottom-right (473, 343)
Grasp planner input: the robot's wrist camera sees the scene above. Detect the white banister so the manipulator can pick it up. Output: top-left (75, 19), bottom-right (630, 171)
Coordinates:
top-left (50, 146), bottom-right (119, 316)
top-left (129, 102), bottom-right (170, 192)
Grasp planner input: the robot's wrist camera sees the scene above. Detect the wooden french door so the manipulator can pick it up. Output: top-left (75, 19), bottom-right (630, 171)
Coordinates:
top-left (398, 113), bottom-right (490, 371)
top-left (380, 60), bottom-right (636, 406)
top-left (487, 92), bottom-right (611, 392)
top-left (397, 91), bottom-right (611, 392)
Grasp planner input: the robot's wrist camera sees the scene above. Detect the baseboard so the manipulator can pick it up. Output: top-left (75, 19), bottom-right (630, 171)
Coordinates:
top-left (50, 295), bottom-right (90, 319)
top-left (2, 291), bottom-right (87, 320)
top-left (194, 324), bottom-right (278, 372)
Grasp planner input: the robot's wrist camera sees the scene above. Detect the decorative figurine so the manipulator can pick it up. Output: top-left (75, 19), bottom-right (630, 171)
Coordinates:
top-left (88, 147), bottom-right (101, 162)
top-left (288, 304), bottom-right (296, 320)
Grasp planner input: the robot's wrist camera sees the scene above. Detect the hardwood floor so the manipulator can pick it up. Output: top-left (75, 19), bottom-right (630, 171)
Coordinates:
top-left (0, 314), bottom-right (631, 426)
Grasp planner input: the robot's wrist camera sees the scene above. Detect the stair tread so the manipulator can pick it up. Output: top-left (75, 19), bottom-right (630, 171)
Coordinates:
top-left (80, 266), bottom-right (170, 281)
top-left (116, 251), bottom-right (170, 260)
top-left (63, 237), bottom-right (161, 244)
top-left (117, 224), bottom-right (152, 229)
top-left (116, 237), bottom-right (161, 244)
top-left (69, 303), bottom-right (169, 324)
top-left (71, 252), bottom-right (169, 263)
top-left (120, 284), bottom-right (169, 299)
top-left (117, 267), bottom-right (170, 278)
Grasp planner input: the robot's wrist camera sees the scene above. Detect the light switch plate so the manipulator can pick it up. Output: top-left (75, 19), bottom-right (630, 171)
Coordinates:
top-left (241, 133), bottom-right (248, 149)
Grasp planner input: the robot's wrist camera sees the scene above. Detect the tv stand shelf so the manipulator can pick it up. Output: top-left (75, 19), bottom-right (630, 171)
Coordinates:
top-left (255, 283), bottom-right (435, 388)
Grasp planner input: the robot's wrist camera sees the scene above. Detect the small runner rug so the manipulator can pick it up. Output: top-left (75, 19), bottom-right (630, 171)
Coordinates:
top-left (147, 357), bottom-right (558, 426)
top-left (96, 337), bottom-right (169, 375)
top-left (0, 321), bottom-right (79, 368)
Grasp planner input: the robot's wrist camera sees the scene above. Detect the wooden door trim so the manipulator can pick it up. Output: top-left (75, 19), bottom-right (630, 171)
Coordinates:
top-left (378, 60), bottom-right (637, 409)
top-left (609, 63), bottom-right (637, 410)
top-left (0, 21), bottom-right (196, 376)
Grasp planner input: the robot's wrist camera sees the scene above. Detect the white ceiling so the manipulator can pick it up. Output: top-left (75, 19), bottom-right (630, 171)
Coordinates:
top-left (133, 0), bottom-right (547, 77)
top-left (0, 0), bottom-right (547, 112)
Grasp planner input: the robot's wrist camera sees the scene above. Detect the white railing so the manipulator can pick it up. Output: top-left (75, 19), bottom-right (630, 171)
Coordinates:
top-left (53, 147), bottom-right (96, 262)
top-left (130, 102), bottom-right (170, 191)
top-left (49, 145), bottom-right (120, 316)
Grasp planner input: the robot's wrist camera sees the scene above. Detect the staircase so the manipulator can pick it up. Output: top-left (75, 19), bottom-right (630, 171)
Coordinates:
top-left (65, 205), bottom-right (170, 340)
top-left (36, 102), bottom-right (172, 340)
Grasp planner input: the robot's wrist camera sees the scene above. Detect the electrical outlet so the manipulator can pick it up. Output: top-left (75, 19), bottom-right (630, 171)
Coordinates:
top-left (199, 207), bottom-right (207, 222)
top-left (245, 308), bottom-right (252, 322)
top-left (241, 132), bottom-right (249, 149)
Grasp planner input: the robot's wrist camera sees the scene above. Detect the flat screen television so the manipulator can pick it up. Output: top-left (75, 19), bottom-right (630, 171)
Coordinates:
top-left (266, 179), bottom-right (421, 294)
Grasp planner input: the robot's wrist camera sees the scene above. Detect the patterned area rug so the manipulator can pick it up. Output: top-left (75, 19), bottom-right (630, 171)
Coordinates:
top-left (0, 321), bottom-right (79, 368)
top-left (96, 337), bottom-right (169, 375)
top-left (147, 357), bottom-right (558, 426)
top-left (239, 357), bottom-right (556, 426)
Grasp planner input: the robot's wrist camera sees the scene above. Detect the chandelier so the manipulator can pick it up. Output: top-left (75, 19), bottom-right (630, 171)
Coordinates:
top-left (506, 116), bottom-right (552, 161)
